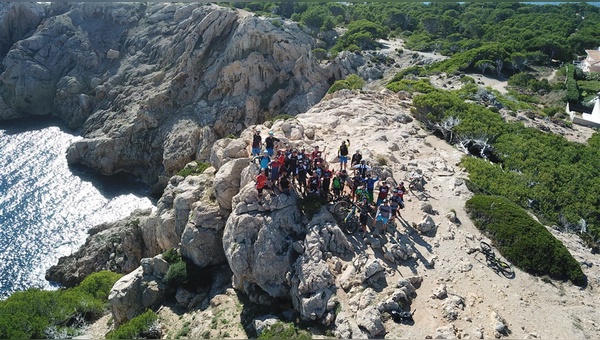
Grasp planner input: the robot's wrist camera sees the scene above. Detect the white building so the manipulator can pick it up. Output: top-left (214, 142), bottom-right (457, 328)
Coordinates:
top-left (569, 92), bottom-right (600, 128)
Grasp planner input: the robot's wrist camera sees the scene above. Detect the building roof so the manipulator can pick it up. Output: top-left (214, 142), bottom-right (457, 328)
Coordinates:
top-left (585, 50), bottom-right (600, 65)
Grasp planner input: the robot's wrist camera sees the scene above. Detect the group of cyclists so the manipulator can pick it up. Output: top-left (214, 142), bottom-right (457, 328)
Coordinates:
top-left (252, 129), bottom-right (408, 238)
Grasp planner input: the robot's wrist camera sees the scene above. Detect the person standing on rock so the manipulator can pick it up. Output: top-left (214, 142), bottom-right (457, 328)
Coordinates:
top-left (390, 188), bottom-right (404, 220)
top-left (285, 149), bottom-right (299, 183)
top-left (321, 165), bottom-right (333, 200)
top-left (257, 150), bottom-right (270, 172)
top-left (269, 153), bottom-right (284, 188)
top-left (296, 159), bottom-right (309, 195)
top-left (363, 172), bottom-right (379, 204)
top-left (332, 172), bottom-right (343, 200)
top-left (252, 129), bottom-right (262, 156)
top-left (255, 169), bottom-right (269, 204)
top-left (279, 171), bottom-right (291, 196)
top-left (351, 149), bottom-right (362, 167)
top-left (358, 198), bottom-right (373, 237)
top-left (376, 180), bottom-right (390, 206)
top-left (353, 159), bottom-right (371, 179)
top-left (375, 199), bottom-right (393, 237)
top-left (265, 131), bottom-right (280, 157)
top-left (338, 139), bottom-right (350, 171)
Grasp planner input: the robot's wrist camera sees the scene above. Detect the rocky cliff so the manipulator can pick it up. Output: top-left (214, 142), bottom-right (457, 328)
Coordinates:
top-left (6, 3), bottom-right (600, 339)
top-left (0, 2), bottom-right (361, 192)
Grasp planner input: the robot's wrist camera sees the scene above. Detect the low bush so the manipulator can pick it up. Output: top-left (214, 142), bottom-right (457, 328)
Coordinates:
top-left (0, 271), bottom-right (121, 339)
top-left (258, 321), bottom-right (311, 339)
top-left (465, 195), bottom-right (586, 286)
top-left (106, 309), bottom-right (158, 339)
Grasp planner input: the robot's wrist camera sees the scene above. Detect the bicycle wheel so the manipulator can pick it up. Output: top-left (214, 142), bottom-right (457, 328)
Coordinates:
top-left (496, 259), bottom-right (515, 279)
top-left (479, 241), bottom-right (494, 256)
top-left (333, 201), bottom-right (351, 217)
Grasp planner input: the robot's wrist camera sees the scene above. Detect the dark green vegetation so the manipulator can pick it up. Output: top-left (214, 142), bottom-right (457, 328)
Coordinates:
top-left (410, 86), bottom-right (600, 251)
top-left (106, 309), bottom-right (159, 339)
top-left (466, 196), bottom-right (586, 285)
top-left (0, 271), bottom-right (122, 339)
top-left (177, 161), bottom-right (210, 177)
top-left (226, 2), bottom-right (600, 65)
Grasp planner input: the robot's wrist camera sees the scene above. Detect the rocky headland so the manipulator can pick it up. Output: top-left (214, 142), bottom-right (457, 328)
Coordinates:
top-left (1, 2), bottom-right (600, 339)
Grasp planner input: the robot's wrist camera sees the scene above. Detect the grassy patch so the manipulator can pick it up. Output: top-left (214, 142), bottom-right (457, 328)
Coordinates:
top-left (270, 114), bottom-right (294, 122)
top-left (465, 195), bottom-right (586, 286)
top-left (177, 161), bottom-right (210, 177)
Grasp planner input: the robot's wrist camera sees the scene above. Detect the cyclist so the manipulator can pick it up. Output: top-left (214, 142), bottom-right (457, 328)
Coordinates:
top-left (355, 184), bottom-right (369, 203)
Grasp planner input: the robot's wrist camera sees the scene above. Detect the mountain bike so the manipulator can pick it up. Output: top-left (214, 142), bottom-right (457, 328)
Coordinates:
top-left (340, 203), bottom-right (359, 234)
top-left (479, 241), bottom-right (515, 279)
top-left (407, 172), bottom-right (425, 191)
top-left (331, 196), bottom-right (360, 234)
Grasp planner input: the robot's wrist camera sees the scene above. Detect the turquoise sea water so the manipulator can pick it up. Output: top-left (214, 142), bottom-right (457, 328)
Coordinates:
top-left (0, 119), bottom-right (154, 298)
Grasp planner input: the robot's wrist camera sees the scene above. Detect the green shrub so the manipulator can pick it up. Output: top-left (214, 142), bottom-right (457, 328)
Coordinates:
top-left (327, 74), bottom-right (365, 94)
top-left (0, 271), bottom-right (121, 339)
top-left (165, 260), bottom-right (188, 287)
top-left (163, 248), bottom-right (181, 264)
top-left (388, 66), bottom-right (424, 83)
top-left (177, 162), bottom-right (210, 177)
top-left (73, 270), bottom-right (122, 301)
top-left (258, 321), bottom-right (311, 339)
top-left (311, 48), bottom-right (328, 60)
top-left (386, 78), bottom-right (437, 94)
top-left (565, 64), bottom-right (580, 102)
top-left (465, 195), bottom-right (586, 286)
top-left (106, 309), bottom-right (158, 339)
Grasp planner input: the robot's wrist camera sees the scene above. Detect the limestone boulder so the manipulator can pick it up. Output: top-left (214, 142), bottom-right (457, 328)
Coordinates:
top-left (141, 172), bottom-right (214, 257)
top-left (291, 217), bottom-right (338, 324)
top-left (108, 255), bottom-right (169, 326)
top-left (214, 158), bottom-right (251, 210)
top-left (179, 201), bottom-right (227, 268)
top-left (223, 185), bottom-right (304, 301)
